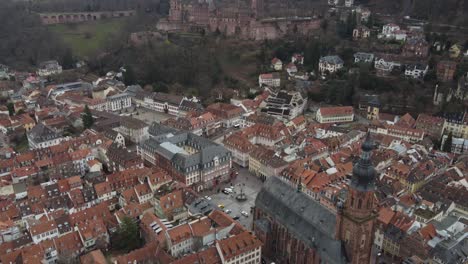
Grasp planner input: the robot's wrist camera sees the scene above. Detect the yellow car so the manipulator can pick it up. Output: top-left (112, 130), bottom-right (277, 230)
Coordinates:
top-left (218, 204), bottom-right (225, 209)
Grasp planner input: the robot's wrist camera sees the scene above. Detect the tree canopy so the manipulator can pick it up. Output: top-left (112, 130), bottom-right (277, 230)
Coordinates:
top-left (82, 105), bottom-right (94, 129)
top-left (112, 216), bottom-right (142, 252)
top-left (442, 132), bottom-right (453, 152)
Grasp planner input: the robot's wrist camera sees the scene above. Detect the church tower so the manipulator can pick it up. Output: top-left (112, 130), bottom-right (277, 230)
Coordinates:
top-left (337, 133), bottom-right (377, 264)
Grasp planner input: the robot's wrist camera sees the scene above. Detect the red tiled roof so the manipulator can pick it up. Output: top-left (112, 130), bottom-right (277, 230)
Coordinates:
top-left (160, 190), bottom-right (184, 217)
top-left (190, 218), bottom-right (212, 237)
top-left (29, 219), bottom-right (57, 236)
top-left (218, 231), bottom-right (262, 261)
top-left (377, 207), bottom-right (396, 226)
top-left (167, 223), bottom-right (192, 244)
top-left (80, 250), bottom-right (106, 264)
top-left (223, 133), bottom-right (254, 153)
top-left (172, 247), bottom-right (221, 264)
top-left (318, 106), bottom-right (354, 117)
top-left (419, 224), bottom-right (436, 241)
top-left (54, 231), bottom-right (83, 256)
top-left (396, 113), bottom-right (416, 128)
top-left (94, 182), bottom-right (112, 197)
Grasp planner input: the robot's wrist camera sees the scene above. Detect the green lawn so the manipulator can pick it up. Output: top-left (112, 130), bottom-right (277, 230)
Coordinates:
top-left (49, 19), bottom-right (127, 58)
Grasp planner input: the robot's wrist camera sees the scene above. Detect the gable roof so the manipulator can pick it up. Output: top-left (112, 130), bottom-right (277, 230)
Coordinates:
top-left (255, 176), bottom-right (347, 264)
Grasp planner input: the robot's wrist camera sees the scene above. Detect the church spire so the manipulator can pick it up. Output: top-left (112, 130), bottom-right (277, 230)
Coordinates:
top-left (350, 132), bottom-right (376, 191)
top-left (337, 132), bottom-right (378, 264)
top-left (297, 175), bottom-right (302, 193)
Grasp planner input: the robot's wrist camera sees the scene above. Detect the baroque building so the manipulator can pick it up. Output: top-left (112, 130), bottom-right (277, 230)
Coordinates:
top-left (137, 123), bottom-right (232, 192)
top-left (254, 133), bottom-right (377, 263)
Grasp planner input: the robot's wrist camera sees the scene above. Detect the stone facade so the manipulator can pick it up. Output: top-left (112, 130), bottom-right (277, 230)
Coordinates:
top-left (157, 0), bottom-right (323, 40)
top-left (254, 135), bottom-right (377, 264)
top-left (39, 10), bottom-right (136, 25)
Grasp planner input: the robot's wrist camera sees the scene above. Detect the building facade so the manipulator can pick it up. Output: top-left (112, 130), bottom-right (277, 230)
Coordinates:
top-left (319, 55), bottom-right (344, 74)
top-left (138, 123), bottom-right (232, 191)
top-left (316, 106), bottom-right (354, 124)
top-left (253, 134), bottom-right (377, 264)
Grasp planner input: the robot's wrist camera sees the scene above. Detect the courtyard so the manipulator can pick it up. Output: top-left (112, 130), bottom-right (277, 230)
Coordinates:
top-left (201, 167), bottom-right (264, 230)
top-left (131, 107), bottom-right (174, 124)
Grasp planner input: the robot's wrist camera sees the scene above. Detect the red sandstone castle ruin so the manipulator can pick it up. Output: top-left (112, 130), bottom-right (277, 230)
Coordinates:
top-left (157, 0), bottom-right (325, 40)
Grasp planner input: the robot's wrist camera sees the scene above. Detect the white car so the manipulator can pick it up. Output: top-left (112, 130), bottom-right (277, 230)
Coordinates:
top-left (204, 196), bottom-right (211, 201)
top-left (223, 188), bottom-right (233, 194)
top-left (225, 209), bottom-right (232, 214)
top-left (241, 211), bottom-right (249, 217)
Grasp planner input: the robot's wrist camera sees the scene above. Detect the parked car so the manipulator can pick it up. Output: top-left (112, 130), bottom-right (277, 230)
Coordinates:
top-left (222, 189), bottom-right (230, 195)
top-left (233, 215), bottom-right (240, 220)
top-left (204, 196), bottom-right (211, 201)
top-left (225, 209), bottom-right (232, 214)
top-left (241, 211), bottom-right (249, 217)
top-left (223, 187), bottom-right (233, 194)
top-left (218, 204), bottom-right (225, 209)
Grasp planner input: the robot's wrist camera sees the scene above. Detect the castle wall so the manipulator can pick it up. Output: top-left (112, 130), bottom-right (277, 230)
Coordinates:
top-left (38, 10), bottom-right (136, 25)
top-left (159, 0), bottom-right (322, 40)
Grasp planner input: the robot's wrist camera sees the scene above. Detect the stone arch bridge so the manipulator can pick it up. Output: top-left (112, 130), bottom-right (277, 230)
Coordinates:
top-left (38, 10), bottom-right (136, 25)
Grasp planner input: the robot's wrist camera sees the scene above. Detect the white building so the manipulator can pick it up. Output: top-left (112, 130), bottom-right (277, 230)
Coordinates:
top-left (223, 134), bottom-right (253, 167)
top-left (259, 72), bottom-right (281, 87)
top-left (374, 56), bottom-right (401, 76)
top-left (70, 149), bottom-right (95, 176)
top-left (260, 90), bottom-right (308, 120)
top-left (116, 118), bottom-right (149, 143)
top-left (27, 123), bottom-right (64, 149)
top-left (139, 92), bottom-right (185, 116)
top-left (0, 223), bottom-right (21, 244)
top-left (441, 135), bottom-right (468, 154)
top-left (106, 93), bottom-right (132, 112)
top-left (345, 0), bottom-right (354, 7)
top-left (354, 52), bottom-right (375, 63)
top-left (271, 58), bottom-right (283, 71)
top-left (319, 55), bottom-right (344, 74)
top-left (380, 24), bottom-right (407, 41)
top-left (316, 106), bottom-right (354, 124)
top-left (37, 60), bottom-right (62, 77)
top-left (216, 231), bottom-right (262, 264)
top-left (382, 23), bottom-right (400, 36)
top-left (29, 220), bottom-right (59, 243)
top-left (369, 124), bottom-right (425, 143)
top-left (166, 224), bottom-right (194, 257)
top-left (291, 53), bottom-right (304, 65)
top-left (405, 64), bottom-right (428, 79)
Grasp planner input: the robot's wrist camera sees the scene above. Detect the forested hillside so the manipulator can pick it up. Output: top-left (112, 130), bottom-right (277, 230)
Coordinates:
top-left (0, 1), bottom-right (68, 69)
top-left (369, 0), bottom-right (468, 26)
top-left (410, 0), bottom-right (468, 26)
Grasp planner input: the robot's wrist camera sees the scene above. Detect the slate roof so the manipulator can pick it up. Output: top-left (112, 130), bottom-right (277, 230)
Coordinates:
top-left (152, 92), bottom-right (184, 105)
top-left (27, 123), bottom-right (61, 143)
top-left (320, 55), bottom-right (344, 65)
top-left (354, 52), bottom-right (375, 62)
top-left (179, 100), bottom-right (204, 112)
top-left (255, 176), bottom-right (347, 264)
top-left (143, 123), bottom-right (231, 170)
top-left (148, 122), bottom-right (178, 137)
